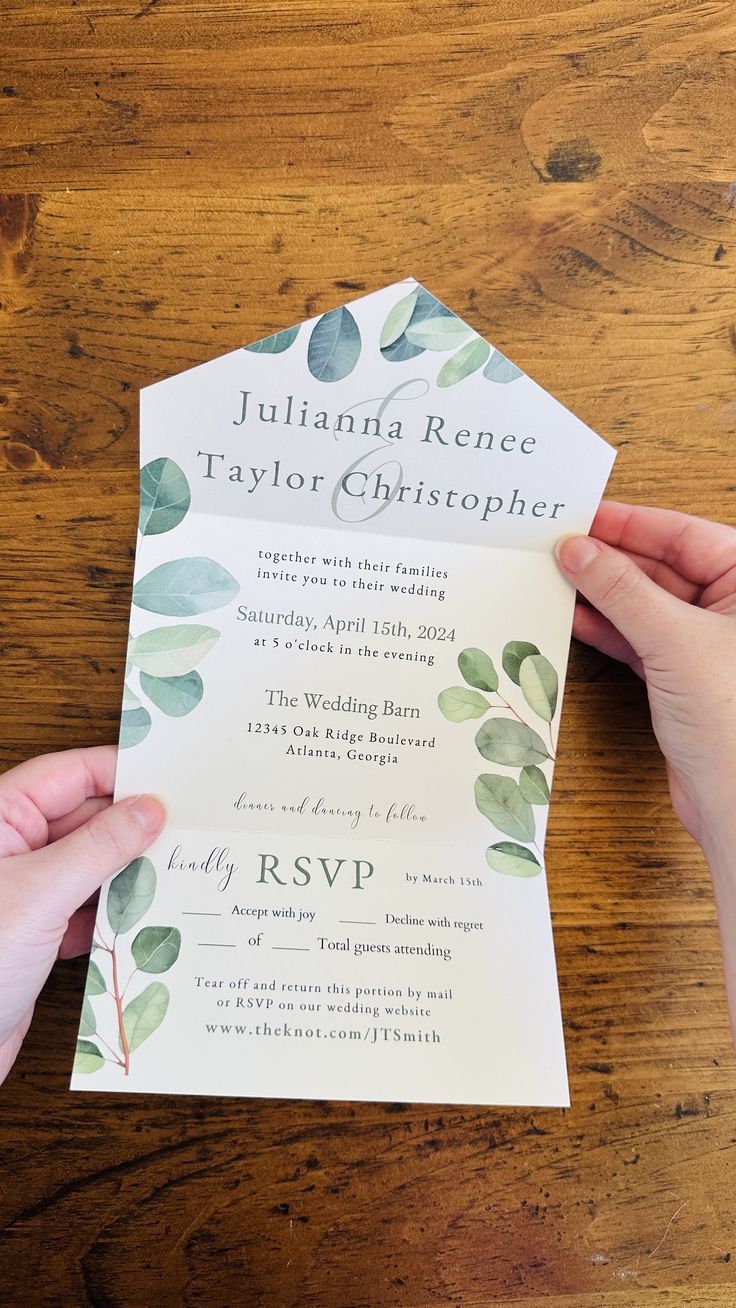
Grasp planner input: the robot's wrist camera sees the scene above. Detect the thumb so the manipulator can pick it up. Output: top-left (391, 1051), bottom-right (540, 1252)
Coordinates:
top-left (24, 794), bottom-right (166, 923)
top-left (555, 534), bottom-right (683, 663)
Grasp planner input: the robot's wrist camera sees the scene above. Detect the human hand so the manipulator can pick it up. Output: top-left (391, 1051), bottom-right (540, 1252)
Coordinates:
top-left (0, 747), bottom-right (165, 1085)
top-left (555, 501), bottom-right (736, 853)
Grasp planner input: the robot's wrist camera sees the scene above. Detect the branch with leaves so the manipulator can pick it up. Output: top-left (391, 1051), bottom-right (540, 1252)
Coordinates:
top-left (240, 283), bottom-right (523, 392)
top-left (438, 643), bottom-right (560, 878)
top-left (380, 285), bottom-right (523, 388)
top-left (121, 457), bottom-right (241, 749)
top-left (74, 857), bottom-right (180, 1076)
top-left (244, 305), bottom-right (362, 383)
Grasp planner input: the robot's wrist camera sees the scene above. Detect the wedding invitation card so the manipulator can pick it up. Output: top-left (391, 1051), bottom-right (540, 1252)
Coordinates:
top-left (71, 280), bottom-right (615, 1105)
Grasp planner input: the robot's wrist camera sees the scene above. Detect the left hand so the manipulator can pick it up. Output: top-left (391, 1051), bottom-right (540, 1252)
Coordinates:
top-left (0, 746), bottom-right (165, 1084)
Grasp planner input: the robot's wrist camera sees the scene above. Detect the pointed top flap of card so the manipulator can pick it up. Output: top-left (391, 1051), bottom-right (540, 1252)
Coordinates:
top-left (140, 279), bottom-right (615, 551)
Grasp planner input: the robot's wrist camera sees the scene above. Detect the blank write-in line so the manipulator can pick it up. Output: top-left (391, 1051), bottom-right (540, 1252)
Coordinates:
top-left (272, 946), bottom-right (311, 952)
top-left (339, 920), bottom-right (376, 926)
top-left (183, 911), bottom-right (222, 917)
top-left (197, 943), bottom-right (237, 948)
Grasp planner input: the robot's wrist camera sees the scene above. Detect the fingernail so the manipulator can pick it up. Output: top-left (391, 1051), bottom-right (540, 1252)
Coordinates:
top-left (126, 794), bottom-right (166, 835)
top-left (555, 534), bottom-right (600, 574)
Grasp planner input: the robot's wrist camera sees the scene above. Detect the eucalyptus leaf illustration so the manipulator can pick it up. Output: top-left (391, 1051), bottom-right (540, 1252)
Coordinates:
top-left (474, 774), bottom-right (535, 842)
top-left (501, 640), bottom-right (540, 685)
top-left (379, 289), bottom-right (419, 349)
top-left (131, 926), bottom-right (181, 974)
top-left (437, 638), bottom-right (560, 878)
top-left (122, 681), bottom-right (142, 709)
top-left (519, 764), bottom-right (551, 806)
top-left (458, 647), bottom-right (498, 693)
top-left (73, 1039), bottom-right (105, 1073)
top-left (85, 959), bottom-right (107, 996)
top-left (475, 717), bottom-right (549, 767)
top-left (139, 670), bottom-right (204, 717)
top-left (307, 306), bottom-right (361, 382)
top-left (519, 653), bottom-right (558, 723)
top-left (128, 624), bottom-right (219, 678)
top-left (485, 842), bottom-right (541, 878)
top-left (122, 982), bottom-right (170, 1052)
top-left (437, 337), bottom-right (491, 387)
top-left (81, 855), bottom-right (178, 1077)
top-left (404, 316), bottom-right (472, 352)
top-left (438, 686), bottom-right (490, 723)
top-left (484, 351), bottom-right (523, 383)
top-left (107, 856), bottom-right (157, 936)
top-left (79, 997), bottom-right (97, 1037)
top-left (245, 324), bottom-right (300, 354)
top-left (380, 285), bottom-right (455, 362)
top-left (119, 706), bottom-right (152, 750)
top-left (380, 331), bottom-right (425, 363)
top-left (139, 458), bottom-right (191, 537)
top-left (133, 557), bottom-right (239, 617)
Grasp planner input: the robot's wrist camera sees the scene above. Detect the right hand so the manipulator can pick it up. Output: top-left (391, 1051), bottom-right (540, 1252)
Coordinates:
top-left (555, 501), bottom-right (736, 854)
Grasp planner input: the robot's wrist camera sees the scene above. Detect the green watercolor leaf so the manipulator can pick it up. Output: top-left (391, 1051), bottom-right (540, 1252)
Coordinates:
top-left (404, 315), bottom-right (472, 351)
top-left (119, 706), bottom-right (152, 750)
top-left (139, 669), bottom-right (203, 717)
top-left (502, 640), bottom-right (540, 685)
top-left (458, 647), bottom-right (498, 693)
top-left (107, 856), bottom-right (156, 936)
top-left (133, 558), bottom-right (239, 617)
top-left (131, 926), bottom-right (182, 974)
top-left (74, 1039), bottom-right (105, 1073)
top-left (128, 625), bottom-right (219, 677)
top-left (380, 289), bottom-right (419, 349)
top-left (307, 306), bottom-right (361, 382)
top-left (380, 286), bottom-right (454, 362)
top-left (85, 959), bottom-right (107, 996)
top-left (122, 981), bottom-right (169, 1052)
top-left (438, 685), bottom-right (490, 723)
top-left (122, 681), bottom-right (141, 709)
top-left (245, 324), bottom-right (300, 354)
top-left (519, 654), bottom-right (558, 723)
top-left (139, 458), bottom-right (191, 537)
top-left (79, 997), bottom-right (97, 1037)
top-left (475, 717), bottom-right (549, 766)
top-left (437, 337), bottom-right (491, 387)
top-left (519, 764), bottom-right (551, 805)
top-left (379, 334), bottom-right (425, 362)
top-left (485, 842), bottom-right (541, 878)
top-left (483, 351), bottom-right (523, 383)
top-left (474, 774), bottom-right (535, 842)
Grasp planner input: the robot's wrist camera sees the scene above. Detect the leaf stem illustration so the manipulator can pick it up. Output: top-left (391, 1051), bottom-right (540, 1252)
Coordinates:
top-left (75, 856), bottom-right (181, 1078)
top-left (92, 933), bottom-right (132, 1071)
top-left (95, 1030), bottom-right (126, 1068)
top-left (110, 936), bottom-right (131, 1076)
top-left (121, 969), bottom-right (139, 1003)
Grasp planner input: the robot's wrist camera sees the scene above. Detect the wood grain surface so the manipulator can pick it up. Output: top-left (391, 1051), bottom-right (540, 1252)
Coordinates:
top-left (1, 1), bottom-right (736, 1304)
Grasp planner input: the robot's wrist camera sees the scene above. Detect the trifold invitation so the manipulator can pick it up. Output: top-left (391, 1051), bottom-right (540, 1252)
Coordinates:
top-left (72, 280), bottom-right (615, 1105)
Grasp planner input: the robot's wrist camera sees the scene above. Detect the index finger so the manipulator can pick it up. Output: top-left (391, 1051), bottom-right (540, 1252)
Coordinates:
top-left (0, 746), bottom-right (118, 854)
top-left (590, 501), bottom-right (736, 586)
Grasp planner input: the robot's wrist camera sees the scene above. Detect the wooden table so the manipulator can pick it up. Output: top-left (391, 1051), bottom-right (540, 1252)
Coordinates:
top-left (2, 3), bottom-right (735, 1304)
